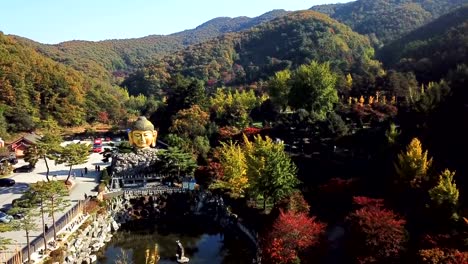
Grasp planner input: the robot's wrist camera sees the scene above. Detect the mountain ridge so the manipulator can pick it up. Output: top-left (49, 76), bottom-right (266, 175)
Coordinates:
top-left (8, 9), bottom-right (289, 81)
top-left (310, 0), bottom-right (468, 45)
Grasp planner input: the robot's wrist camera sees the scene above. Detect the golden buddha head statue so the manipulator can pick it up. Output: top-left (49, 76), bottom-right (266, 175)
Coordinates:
top-left (128, 116), bottom-right (158, 149)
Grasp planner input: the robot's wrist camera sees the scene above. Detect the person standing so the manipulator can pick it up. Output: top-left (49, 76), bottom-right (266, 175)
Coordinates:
top-left (84, 167), bottom-right (88, 175)
top-left (73, 172), bottom-right (76, 179)
top-left (45, 224), bottom-right (49, 233)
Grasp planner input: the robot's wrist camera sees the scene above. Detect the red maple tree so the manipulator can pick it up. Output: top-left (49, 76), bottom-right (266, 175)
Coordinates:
top-left (97, 111), bottom-right (109, 124)
top-left (261, 210), bottom-right (326, 264)
top-left (346, 196), bottom-right (407, 264)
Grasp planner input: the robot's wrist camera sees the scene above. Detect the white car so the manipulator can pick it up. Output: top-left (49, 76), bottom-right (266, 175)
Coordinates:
top-left (0, 211), bottom-right (13, 223)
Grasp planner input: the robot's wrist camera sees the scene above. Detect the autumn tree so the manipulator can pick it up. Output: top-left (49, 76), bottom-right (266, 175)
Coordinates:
top-left (385, 122), bottom-right (400, 146)
top-left (286, 190), bottom-right (310, 214)
top-left (268, 69), bottom-right (291, 111)
top-left (261, 210), bottom-right (326, 264)
top-left (418, 248), bottom-right (468, 264)
top-left (209, 141), bottom-right (249, 198)
top-left (428, 169), bottom-right (459, 221)
top-left (345, 197), bottom-right (407, 264)
top-left (244, 135), bottom-right (299, 210)
top-left (209, 88), bottom-right (264, 129)
top-left (169, 104), bottom-right (210, 157)
top-left (170, 105), bottom-right (209, 139)
top-left (288, 61), bottom-right (338, 121)
top-left (55, 143), bottom-right (90, 182)
top-left (394, 138), bottom-right (433, 189)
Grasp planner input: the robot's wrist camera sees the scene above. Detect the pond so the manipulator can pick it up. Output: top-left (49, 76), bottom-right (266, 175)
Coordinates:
top-left (96, 216), bottom-right (255, 264)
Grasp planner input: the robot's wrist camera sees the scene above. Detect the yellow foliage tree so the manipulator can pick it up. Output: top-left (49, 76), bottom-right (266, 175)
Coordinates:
top-left (243, 134), bottom-right (298, 210)
top-left (359, 96), bottom-right (365, 107)
top-left (395, 138), bottom-right (433, 188)
top-left (209, 141), bottom-right (249, 198)
top-left (428, 169), bottom-right (459, 220)
top-left (345, 73), bottom-right (353, 91)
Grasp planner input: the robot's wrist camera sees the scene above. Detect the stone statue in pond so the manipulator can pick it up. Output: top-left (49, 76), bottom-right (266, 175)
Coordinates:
top-left (176, 240), bottom-right (190, 263)
top-left (128, 116), bottom-right (158, 149)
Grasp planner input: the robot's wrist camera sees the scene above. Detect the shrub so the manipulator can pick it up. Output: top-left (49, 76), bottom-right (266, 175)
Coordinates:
top-left (261, 210), bottom-right (326, 264)
top-left (345, 196), bottom-right (407, 264)
top-left (418, 248), bottom-right (468, 264)
top-left (47, 247), bottom-right (65, 262)
top-left (97, 183), bottom-right (106, 193)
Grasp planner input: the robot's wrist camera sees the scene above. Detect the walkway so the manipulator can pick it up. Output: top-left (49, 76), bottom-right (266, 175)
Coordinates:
top-left (0, 144), bottom-right (104, 261)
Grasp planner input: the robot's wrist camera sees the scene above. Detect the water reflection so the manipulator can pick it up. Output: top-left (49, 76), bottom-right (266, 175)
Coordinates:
top-left (96, 217), bottom-right (254, 264)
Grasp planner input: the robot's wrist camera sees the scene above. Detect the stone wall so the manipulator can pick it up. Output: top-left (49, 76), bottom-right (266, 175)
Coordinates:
top-left (111, 148), bottom-right (159, 176)
top-left (61, 197), bottom-right (131, 263)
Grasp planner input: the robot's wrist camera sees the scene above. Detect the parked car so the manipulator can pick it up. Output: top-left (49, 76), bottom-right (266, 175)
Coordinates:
top-left (13, 164), bottom-right (34, 173)
top-left (0, 178), bottom-right (15, 187)
top-left (0, 209), bottom-right (23, 220)
top-left (93, 145), bottom-right (103, 153)
top-left (0, 211), bottom-right (13, 223)
top-left (0, 157), bottom-right (18, 165)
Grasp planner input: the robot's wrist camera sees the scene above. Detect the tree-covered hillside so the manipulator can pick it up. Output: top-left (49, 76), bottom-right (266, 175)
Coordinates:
top-left (172, 10), bottom-right (289, 46)
top-left (377, 6), bottom-right (468, 83)
top-left (0, 32), bottom-right (142, 136)
top-left (311, 0), bottom-right (467, 46)
top-left (124, 10), bottom-right (382, 97)
top-left (11, 10), bottom-right (288, 83)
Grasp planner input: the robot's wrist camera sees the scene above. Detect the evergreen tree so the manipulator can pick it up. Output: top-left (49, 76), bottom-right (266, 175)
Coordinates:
top-left (55, 143), bottom-right (90, 182)
top-left (157, 147), bottom-right (197, 177)
top-left (9, 206), bottom-right (39, 262)
top-left (24, 145), bottom-right (40, 167)
top-left (42, 181), bottom-right (70, 241)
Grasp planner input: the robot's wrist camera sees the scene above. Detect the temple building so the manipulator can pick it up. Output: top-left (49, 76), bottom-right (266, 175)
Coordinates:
top-left (7, 133), bottom-right (41, 157)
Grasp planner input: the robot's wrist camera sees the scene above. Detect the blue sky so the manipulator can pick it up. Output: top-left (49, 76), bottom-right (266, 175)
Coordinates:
top-left (0, 0), bottom-right (351, 44)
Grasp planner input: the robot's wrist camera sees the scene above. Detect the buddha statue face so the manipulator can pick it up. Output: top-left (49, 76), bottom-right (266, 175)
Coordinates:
top-left (128, 117), bottom-right (158, 149)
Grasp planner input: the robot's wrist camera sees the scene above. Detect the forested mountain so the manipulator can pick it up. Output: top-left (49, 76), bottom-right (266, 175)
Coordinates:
top-left (377, 6), bottom-right (468, 83)
top-left (11, 10), bottom-right (288, 83)
top-left (2, 3), bottom-right (468, 263)
top-left (310, 0), bottom-right (468, 46)
top-left (123, 10), bottom-right (381, 97)
top-left (172, 10), bottom-right (289, 45)
top-left (0, 32), bottom-right (132, 136)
